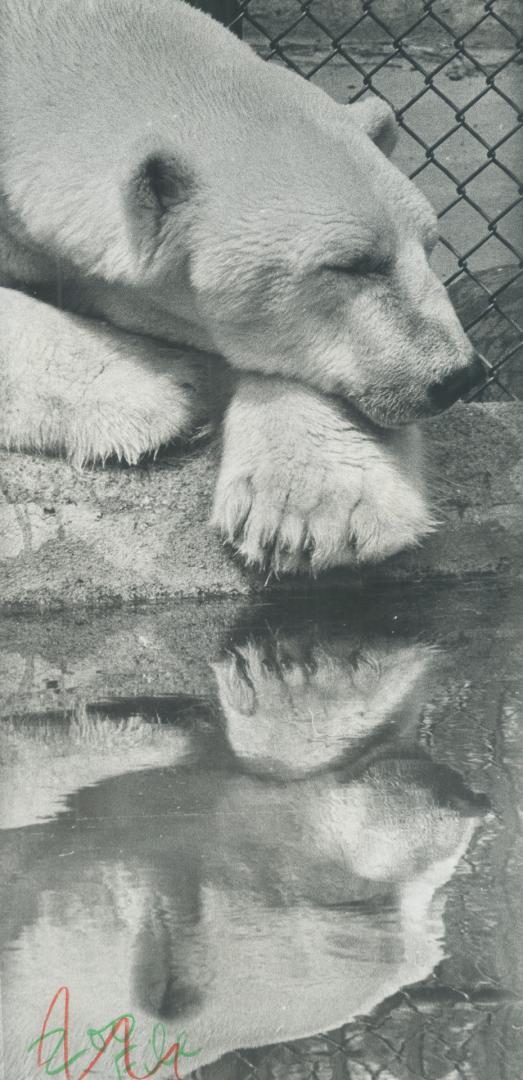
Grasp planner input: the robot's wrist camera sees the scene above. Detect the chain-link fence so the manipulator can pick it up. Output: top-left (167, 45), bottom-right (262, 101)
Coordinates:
top-left (196, 0), bottom-right (523, 403)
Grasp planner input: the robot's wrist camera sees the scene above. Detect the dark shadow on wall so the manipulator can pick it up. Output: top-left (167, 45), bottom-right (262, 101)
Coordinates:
top-left (188, 0), bottom-right (243, 36)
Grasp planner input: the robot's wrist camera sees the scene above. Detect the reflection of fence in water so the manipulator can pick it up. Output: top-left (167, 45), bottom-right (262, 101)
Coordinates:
top-left (194, 0), bottom-right (523, 403)
top-left (196, 989), bottom-right (515, 1079)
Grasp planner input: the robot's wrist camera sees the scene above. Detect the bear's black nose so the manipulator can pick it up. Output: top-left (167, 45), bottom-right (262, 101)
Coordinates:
top-left (428, 353), bottom-right (485, 411)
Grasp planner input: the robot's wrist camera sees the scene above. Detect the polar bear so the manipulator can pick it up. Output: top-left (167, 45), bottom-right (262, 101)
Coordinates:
top-left (0, 622), bottom-right (488, 1077)
top-left (0, 0), bottom-right (483, 572)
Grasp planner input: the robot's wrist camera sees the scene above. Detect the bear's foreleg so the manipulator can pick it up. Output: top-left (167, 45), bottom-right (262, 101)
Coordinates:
top-left (212, 373), bottom-right (436, 574)
top-left (0, 287), bottom-right (217, 466)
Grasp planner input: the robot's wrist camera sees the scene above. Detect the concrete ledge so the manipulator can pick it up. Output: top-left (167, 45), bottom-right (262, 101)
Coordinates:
top-left (1, 402), bottom-right (522, 611)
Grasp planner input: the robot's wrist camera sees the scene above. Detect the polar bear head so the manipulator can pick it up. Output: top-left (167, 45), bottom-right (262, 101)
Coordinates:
top-left (119, 13), bottom-right (483, 426)
top-left (7, 0), bottom-right (482, 426)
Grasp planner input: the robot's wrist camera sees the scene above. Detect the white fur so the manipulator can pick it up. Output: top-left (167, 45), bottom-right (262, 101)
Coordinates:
top-left (213, 374), bottom-right (435, 571)
top-left (214, 636), bottom-right (433, 775)
top-left (0, 708), bottom-right (193, 828)
top-left (0, 287), bottom-right (217, 465)
top-left (0, 0), bottom-right (473, 571)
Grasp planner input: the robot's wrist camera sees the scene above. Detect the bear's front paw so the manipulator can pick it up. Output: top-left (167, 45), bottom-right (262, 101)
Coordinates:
top-left (212, 376), bottom-right (435, 574)
top-left (213, 631), bottom-right (433, 778)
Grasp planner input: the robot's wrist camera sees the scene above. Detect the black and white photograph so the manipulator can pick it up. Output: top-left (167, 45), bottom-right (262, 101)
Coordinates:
top-left (0, 1), bottom-right (522, 1078)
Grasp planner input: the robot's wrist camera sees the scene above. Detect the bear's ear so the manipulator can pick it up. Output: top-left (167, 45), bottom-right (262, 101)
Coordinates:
top-left (125, 152), bottom-right (194, 256)
top-left (130, 154), bottom-right (193, 214)
top-left (347, 97), bottom-right (398, 158)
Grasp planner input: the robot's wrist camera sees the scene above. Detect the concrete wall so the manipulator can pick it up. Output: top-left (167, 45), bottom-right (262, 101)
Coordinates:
top-left (1, 403), bottom-right (522, 611)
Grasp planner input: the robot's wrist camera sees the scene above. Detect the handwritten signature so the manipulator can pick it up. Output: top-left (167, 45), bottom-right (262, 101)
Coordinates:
top-left (27, 986), bottom-right (201, 1080)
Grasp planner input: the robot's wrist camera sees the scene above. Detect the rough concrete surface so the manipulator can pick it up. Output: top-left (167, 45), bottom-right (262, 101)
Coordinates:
top-left (1, 402), bottom-right (522, 611)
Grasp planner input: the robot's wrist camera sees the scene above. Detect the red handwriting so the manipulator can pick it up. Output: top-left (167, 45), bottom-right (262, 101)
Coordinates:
top-left (28, 986), bottom-right (201, 1080)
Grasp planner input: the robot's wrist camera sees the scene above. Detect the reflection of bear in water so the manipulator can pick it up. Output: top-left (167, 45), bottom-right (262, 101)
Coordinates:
top-left (0, 618), bottom-right (488, 1076)
top-left (1, 0), bottom-right (484, 573)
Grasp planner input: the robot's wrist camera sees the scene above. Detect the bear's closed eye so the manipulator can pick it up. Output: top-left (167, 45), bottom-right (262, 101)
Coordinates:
top-left (323, 252), bottom-right (394, 277)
